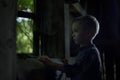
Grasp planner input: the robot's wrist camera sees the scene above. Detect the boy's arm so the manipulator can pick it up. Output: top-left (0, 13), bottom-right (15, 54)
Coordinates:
top-left (39, 56), bottom-right (64, 71)
top-left (38, 55), bottom-right (89, 77)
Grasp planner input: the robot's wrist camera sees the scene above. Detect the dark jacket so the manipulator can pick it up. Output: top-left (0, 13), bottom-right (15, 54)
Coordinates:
top-left (64, 44), bottom-right (102, 80)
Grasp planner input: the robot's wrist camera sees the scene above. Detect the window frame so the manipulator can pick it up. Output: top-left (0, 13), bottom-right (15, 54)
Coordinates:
top-left (17, 0), bottom-right (42, 56)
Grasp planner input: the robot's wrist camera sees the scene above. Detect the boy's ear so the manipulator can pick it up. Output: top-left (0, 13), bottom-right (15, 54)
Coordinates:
top-left (81, 30), bottom-right (89, 37)
top-left (84, 30), bottom-right (92, 36)
top-left (84, 30), bottom-right (90, 34)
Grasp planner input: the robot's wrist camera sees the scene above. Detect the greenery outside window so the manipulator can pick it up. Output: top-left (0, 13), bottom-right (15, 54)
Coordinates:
top-left (18, 0), bottom-right (34, 13)
top-left (17, 0), bottom-right (35, 54)
top-left (16, 17), bottom-right (33, 53)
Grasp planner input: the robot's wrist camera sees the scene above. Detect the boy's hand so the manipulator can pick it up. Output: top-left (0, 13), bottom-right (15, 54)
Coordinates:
top-left (62, 58), bottom-right (68, 64)
top-left (38, 56), bottom-right (64, 70)
top-left (38, 56), bottom-right (52, 64)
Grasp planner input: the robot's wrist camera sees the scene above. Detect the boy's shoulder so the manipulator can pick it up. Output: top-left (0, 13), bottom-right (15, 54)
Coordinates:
top-left (77, 44), bottom-right (99, 58)
top-left (79, 44), bottom-right (97, 52)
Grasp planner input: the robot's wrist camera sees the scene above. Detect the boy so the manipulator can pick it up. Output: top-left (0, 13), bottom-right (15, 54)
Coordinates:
top-left (39, 15), bottom-right (102, 80)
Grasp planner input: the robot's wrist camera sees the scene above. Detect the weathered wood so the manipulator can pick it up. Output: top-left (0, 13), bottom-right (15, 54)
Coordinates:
top-left (41, 0), bottom-right (64, 58)
top-left (0, 0), bottom-right (17, 80)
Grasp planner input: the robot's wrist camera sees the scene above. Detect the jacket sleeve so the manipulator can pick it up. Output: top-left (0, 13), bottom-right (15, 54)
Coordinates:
top-left (63, 49), bottom-right (100, 77)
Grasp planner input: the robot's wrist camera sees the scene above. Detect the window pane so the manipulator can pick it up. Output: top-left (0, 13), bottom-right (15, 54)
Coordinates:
top-left (18, 0), bottom-right (34, 13)
top-left (16, 17), bottom-right (33, 54)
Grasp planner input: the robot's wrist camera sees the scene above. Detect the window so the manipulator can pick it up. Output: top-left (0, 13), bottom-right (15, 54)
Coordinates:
top-left (18, 0), bottom-right (34, 13)
top-left (16, 17), bottom-right (33, 53)
top-left (17, 0), bottom-right (40, 55)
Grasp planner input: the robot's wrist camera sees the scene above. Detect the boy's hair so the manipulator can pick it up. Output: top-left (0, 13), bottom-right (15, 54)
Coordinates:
top-left (73, 15), bottom-right (100, 39)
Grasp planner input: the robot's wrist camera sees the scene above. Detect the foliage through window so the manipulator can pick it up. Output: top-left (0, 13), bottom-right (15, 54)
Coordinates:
top-left (17, 0), bottom-right (34, 54)
top-left (16, 17), bottom-right (33, 53)
top-left (18, 0), bottom-right (34, 13)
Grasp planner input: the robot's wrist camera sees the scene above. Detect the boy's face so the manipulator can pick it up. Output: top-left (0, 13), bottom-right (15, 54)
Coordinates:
top-left (72, 22), bottom-right (87, 45)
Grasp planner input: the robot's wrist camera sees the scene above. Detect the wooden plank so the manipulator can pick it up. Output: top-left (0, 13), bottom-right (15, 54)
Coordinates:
top-left (69, 3), bottom-right (87, 16)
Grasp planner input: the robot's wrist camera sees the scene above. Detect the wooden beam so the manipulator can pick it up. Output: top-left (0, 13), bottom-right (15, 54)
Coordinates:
top-left (70, 3), bottom-right (86, 16)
